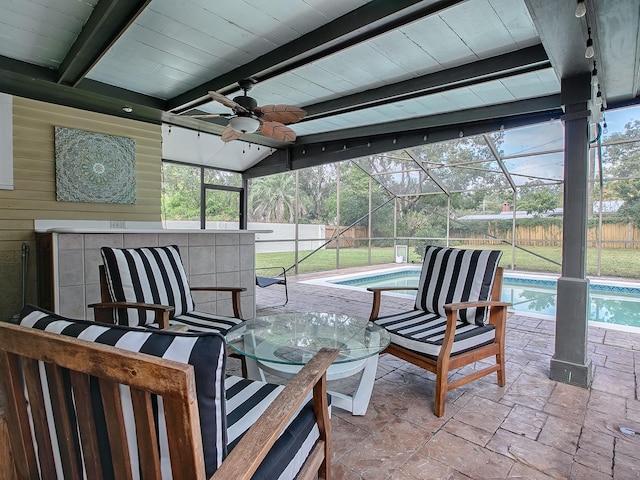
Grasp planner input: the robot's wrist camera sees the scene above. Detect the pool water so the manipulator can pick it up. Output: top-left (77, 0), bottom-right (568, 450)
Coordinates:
top-left (331, 269), bottom-right (640, 329)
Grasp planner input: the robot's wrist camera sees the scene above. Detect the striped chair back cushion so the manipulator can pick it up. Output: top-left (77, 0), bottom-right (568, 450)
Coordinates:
top-left (18, 304), bottom-right (227, 478)
top-left (101, 245), bottom-right (195, 326)
top-left (415, 246), bottom-right (502, 325)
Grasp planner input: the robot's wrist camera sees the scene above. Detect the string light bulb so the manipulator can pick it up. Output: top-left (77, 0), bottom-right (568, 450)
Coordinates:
top-left (575, 0), bottom-right (586, 18)
top-left (595, 90), bottom-right (603, 105)
top-left (591, 62), bottom-right (598, 86)
top-left (600, 107), bottom-right (608, 134)
top-left (585, 28), bottom-right (595, 58)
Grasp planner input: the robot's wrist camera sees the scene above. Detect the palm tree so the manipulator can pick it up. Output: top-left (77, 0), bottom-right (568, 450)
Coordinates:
top-left (249, 173), bottom-right (307, 222)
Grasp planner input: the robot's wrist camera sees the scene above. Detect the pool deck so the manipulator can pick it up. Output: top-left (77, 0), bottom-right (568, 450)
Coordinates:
top-left (249, 264), bottom-right (640, 479)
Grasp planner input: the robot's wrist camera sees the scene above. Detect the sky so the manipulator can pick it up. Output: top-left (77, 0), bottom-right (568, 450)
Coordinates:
top-left (501, 122), bottom-right (564, 157)
top-left (501, 104), bottom-right (640, 157)
top-left (601, 104), bottom-right (640, 137)
top-left (485, 103), bottom-right (640, 184)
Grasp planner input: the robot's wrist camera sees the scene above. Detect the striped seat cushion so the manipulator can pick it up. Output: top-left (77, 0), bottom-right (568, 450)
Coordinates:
top-left (373, 310), bottom-right (496, 360)
top-left (18, 304), bottom-right (227, 478)
top-left (142, 311), bottom-right (244, 336)
top-left (173, 311), bottom-right (243, 336)
top-left (101, 245), bottom-right (195, 326)
top-left (225, 376), bottom-right (327, 480)
top-left (416, 246), bottom-right (502, 325)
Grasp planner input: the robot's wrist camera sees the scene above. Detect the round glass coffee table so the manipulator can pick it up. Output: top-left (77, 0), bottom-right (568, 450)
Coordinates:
top-left (226, 312), bottom-right (390, 415)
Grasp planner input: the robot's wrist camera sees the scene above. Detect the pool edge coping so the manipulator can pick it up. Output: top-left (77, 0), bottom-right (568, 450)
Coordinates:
top-left (299, 265), bottom-right (640, 335)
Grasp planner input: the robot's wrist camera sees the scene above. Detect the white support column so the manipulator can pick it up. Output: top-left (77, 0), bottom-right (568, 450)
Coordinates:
top-left (550, 72), bottom-right (593, 388)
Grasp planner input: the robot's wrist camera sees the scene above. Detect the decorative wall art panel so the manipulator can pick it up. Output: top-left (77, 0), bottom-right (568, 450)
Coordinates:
top-left (55, 127), bottom-right (136, 204)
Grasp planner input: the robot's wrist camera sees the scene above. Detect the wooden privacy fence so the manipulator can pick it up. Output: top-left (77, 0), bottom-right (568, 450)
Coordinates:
top-left (455, 222), bottom-right (640, 249)
top-left (323, 223), bottom-right (640, 249)
top-left (325, 226), bottom-right (368, 248)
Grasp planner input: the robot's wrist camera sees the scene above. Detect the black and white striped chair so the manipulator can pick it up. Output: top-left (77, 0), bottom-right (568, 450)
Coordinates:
top-left (92, 245), bottom-right (245, 335)
top-left (369, 245), bottom-right (510, 417)
top-left (2, 304), bottom-right (336, 479)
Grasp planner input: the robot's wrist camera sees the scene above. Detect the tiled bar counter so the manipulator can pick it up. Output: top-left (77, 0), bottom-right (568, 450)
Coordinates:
top-left (36, 229), bottom-right (261, 320)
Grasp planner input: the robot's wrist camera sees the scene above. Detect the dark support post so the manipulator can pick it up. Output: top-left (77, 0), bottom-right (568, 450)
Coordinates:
top-left (550, 72), bottom-right (593, 388)
top-left (240, 177), bottom-right (249, 229)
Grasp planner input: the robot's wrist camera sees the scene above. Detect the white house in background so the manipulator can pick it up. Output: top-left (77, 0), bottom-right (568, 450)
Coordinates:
top-left (459, 200), bottom-right (623, 221)
top-left (593, 200), bottom-right (624, 213)
top-left (458, 210), bottom-right (535, 221)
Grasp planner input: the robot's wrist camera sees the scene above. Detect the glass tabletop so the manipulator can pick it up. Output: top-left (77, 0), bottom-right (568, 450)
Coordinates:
top-left (226, 312), bottom-right (390, 365)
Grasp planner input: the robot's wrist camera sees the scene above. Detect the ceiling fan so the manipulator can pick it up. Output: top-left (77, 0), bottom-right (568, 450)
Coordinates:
top-left (187, 79), bottom-right (306, 143)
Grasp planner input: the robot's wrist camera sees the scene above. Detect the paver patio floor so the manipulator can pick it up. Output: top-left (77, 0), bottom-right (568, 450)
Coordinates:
top-left (247, 266), bottom-right (640, 479)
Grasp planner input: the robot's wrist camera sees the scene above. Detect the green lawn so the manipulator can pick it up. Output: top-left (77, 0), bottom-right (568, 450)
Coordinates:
top-left (256, 245), bottom-right (640, 280)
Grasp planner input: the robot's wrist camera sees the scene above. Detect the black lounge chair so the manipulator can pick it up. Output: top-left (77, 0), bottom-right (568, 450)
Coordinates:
top-left (256, 266), bottom-right (288, 306)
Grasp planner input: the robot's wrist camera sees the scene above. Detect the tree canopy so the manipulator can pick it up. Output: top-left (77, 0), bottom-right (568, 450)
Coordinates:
top-left (602, 119), bottom-right (640, 226)
top-left (162, 117), bottom-right (640, 235)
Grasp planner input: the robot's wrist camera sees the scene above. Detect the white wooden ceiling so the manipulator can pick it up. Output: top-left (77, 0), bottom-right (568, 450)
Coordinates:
top-left (0, 0), bottom-right (638, 173)
top-left (0, 0), bottom-right (99, 68)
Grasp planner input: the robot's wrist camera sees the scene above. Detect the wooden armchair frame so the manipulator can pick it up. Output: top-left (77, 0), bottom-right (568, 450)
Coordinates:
top-left (90, 265), bottom-right (245, 328)
top-left (0, 321), bottom-right (338, 479)
top-left (369, 267), bottom-right (509, 417)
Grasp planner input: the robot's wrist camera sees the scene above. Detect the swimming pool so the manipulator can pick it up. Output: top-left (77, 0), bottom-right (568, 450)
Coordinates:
top-left (305, 267), bottom-right (640, 331)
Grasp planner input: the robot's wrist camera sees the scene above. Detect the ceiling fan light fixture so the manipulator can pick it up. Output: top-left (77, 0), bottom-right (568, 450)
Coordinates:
top-left (229, 116), bottom-right (260, 134)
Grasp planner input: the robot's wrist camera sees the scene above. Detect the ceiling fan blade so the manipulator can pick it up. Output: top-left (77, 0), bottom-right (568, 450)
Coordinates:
top-left (187, 114), bottom-right (226, 119)
top-left (208, 90), bottom-right (249, 114)
top-left (254, 105), bottom-right (306, 124)
top-left (221, 124), bottom-right (244, 143)
top-left (259, 121), bottom-right (297, 142)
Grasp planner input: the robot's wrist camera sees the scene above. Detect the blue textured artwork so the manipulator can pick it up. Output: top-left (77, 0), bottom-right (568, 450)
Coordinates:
top-left (55, 127), bottom-right (136, 204)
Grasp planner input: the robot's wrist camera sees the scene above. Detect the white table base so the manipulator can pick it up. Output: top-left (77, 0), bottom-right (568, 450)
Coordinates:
top-left (245, 355), bottom-right (380, 416)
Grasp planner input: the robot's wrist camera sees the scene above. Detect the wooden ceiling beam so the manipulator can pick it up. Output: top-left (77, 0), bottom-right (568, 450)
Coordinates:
top-left (296, 94), bottom-right (561, 145)
top-left (302, 44), bottom-right (550, 120)
top-left (167, 0), bottom-right (467, 113)
top-left (56, 0), bottom-right (152, 87)
top-left (244, 96), bottom-right (563, 178)
top-left (0, 55), bottom-right (164, 123)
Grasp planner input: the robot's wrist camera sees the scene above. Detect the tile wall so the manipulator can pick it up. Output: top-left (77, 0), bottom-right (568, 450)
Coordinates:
top-left (42, 231), bottom-right (256, 320)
